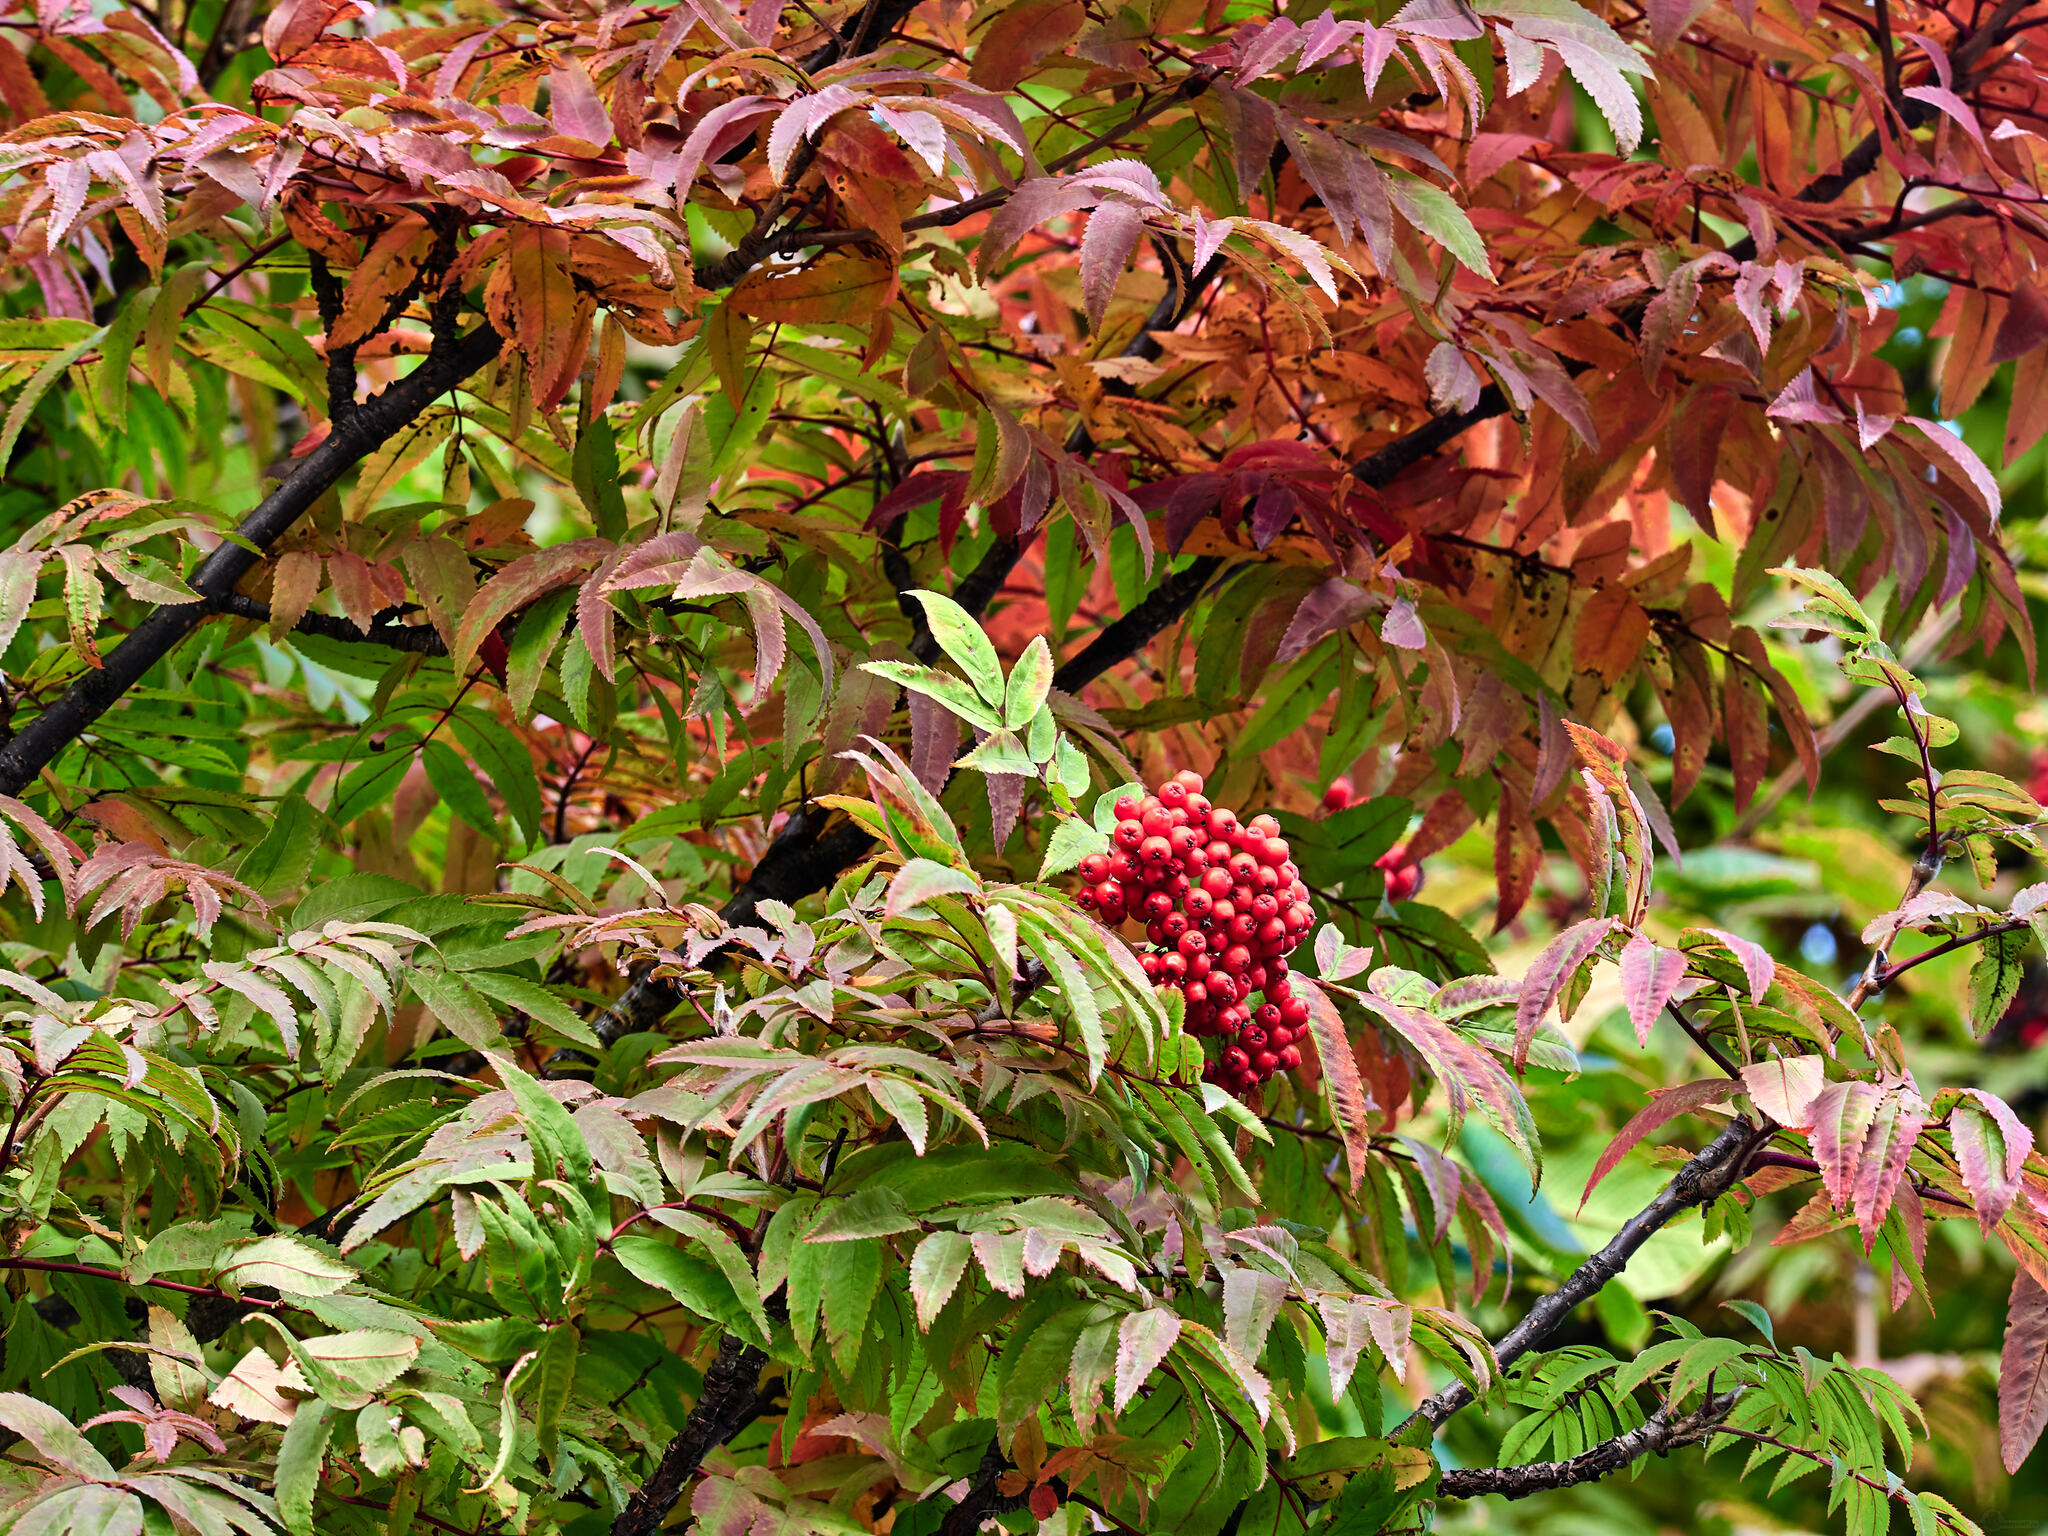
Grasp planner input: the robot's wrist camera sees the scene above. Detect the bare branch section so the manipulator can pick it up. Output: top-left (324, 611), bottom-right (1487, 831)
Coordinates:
top-left (1404, 1114), bottom-right (1765, 1429)
top-left (0, 320), bottom-right (506, 798)
top-left (610, 1332), bottom-right (772, 1536)
top-left (1438, 1389), bottom-right (1744, 1501)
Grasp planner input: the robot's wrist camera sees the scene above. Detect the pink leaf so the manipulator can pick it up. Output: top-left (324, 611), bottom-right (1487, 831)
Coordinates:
top-left (548, 63), bottom-right (611, 145)
top-left (1079, 202), bottom-right (1145, 331)
top-left (1618, 932), bottom-right (1687, 1046)
top-left (1513, 916), bottom-right (1617, 1072)
top-left (1579, 1078), bottom-right (1735, 1212)
top-left (1852, 1087), bottom-right (1929, 1249)
top-left (1739, 1054), bottom-right (1825, 1128)
top-left (1701, 927), bottom-right (1774, 1002)
top-left (2003, 1268), bottom-right (2048, 1473)
top-left (1808, 1079), bottom-right (1882, 1210)
top-left (1909, 416), bottom-right (2002, 524)
top-left (1952, 1087), bottom-right (2034, 1233)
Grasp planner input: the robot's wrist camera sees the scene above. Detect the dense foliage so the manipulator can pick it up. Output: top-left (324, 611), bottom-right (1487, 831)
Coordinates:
top-left (1, 0), bottom-right (2048, 1532)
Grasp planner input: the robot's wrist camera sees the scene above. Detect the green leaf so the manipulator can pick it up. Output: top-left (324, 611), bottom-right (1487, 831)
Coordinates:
top-left (467, 970), bottom-right (603, 1051)
top-left (490, 1050), bottom-right (593, 1182)
top-left (526, 1321), bottom-right (579, 1460)
top-left (613, 1235), bottom-right (763, 1342)
top-left (450, 710), bottom-right (545, 847)
top-left (1004, 635), bottom-right (1055, 729)
top-left (861, 660), bottom-right (1004, 732)
top-left (905, 589), bottom-right (1004, 704)
top-left (423, 739), bottom-right (502, 842)
top-left (408, 966), bottom-right (502, 1049)
top-left (886, 857), bottom-right (982, 917)
top-left (276, 1400), bottom-right (334, 1536)
top-left (235, 794), bottom-right (321, 900)
top-left (214, 1236), bottom-right (356, 1299)
top-left (1040, 815), bottom-right (1110, 880)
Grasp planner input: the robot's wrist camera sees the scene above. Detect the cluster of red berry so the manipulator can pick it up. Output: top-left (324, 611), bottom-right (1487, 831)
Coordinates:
top-left (1074, 770), bottom-right (1315, 1095)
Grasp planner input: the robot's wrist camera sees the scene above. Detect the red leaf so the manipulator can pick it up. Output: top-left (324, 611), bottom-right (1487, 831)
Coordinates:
top-left (1699, 927), bottom-right (1774, 1003)
top-left (2003, 1268), bottom-right (2048, 1473)
top-left (1952, 1087), bottom-right (2034, 1234)
top-left (1579, 1078), bottom-right (1735, 1212)
top-left (1299, 978), bottom-right (1374, 1192)
top-left (1664, 383), bottom-right (1735, 537)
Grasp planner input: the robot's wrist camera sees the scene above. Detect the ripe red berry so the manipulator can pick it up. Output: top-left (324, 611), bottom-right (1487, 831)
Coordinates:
top-left (1079, 853), bottom-right (1111, 883)
top-left (1254, 1049), bottom-right (1279, 1074)
top-left (1185, 793), bottom-right (1212, 821)
top-left (1139, 795), bottom-right (1163, 818)
top-left (1322, 778), bottom-right (1353, 812)
top-left (1167, 872), bottom-right (1190, 897)
top-left (1162, 911), bottom-right (1189, 940)
top-left (1209, 973), bottom-right (1238, 1006)
top-left (1143, 891), bottom-right (1173, 920)
top-left (1243, 963), bottom-right (1267, 992)
top-left (1170, 826), bottom-right (1202, 857)
top-left (1162, 952), bottom-right (1187, 981)
top-left (1115, 796), bottom-right (1143, 820)
top-left (1278, 1045), bottom-right (1301, 1070)
top-left (1251, 892), bottom-right (1280, 921)
top-left (1258, 837), bottom-right (1289, 867)
top-left (1141, 835), bottom-right (1173, 865)
top-left (1178, 930), bottom-right (1208, 957)
top-left (1183, 981), bottom-right (1207, 1006)
top-left (1256, 1002), bottom-right (1281, 1029)
top-left (1185, 889), bottom-right (1213, 919)
top-left (1248, 813), bottom-right (1280, 838)
top-left (1094, 878), bottom-right (1123, 906)
top-left (1076, 888), bottom-right (1097, 909)
top-left (1228, 852), bottom-right (1258, 882)
top-left (1113, 821), bottom-right (1144, 849)
top-left (1210, 808), bottom-right (1239, 838)
top-left (1267, 976), bottom-right (1292, 1003)
top-left (1254, 865), bottom-right (1281, 893)
top-left (1188, 952), bottom-right (1211, 979)
top-left (1222, 943), bottom-right (1252, 973)
top-left (1113, 851), bottom-right (1143, 880)
top-left (1239, 1024), bottom-right (1268, 1051)
top-left (1141, 809), bottom-right (1172, 838)
top-left (1159, 781), bottom-right (1188, 809)
top-left (1223, 1047), bottom-right (1249, 1073)
top-left (1279, 996), bottom-right (1309, 1027)
top-left (1231, 913), bottom-right (1259, 943)
top-left (1174, 769), bottom-right (1205, 793)
top-left (1201, 867), bottom-right (1233, 898)
top-left (1099, 900), bottom-right (1126, 925)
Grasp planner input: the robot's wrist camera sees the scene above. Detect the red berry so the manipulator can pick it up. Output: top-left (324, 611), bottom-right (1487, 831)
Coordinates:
top-left (1255, 865), bottom-right (1281, 893)
top-left (1268, 957), bottom-right (1290, 981)
top-left (1280, 997), bottom-right (1309, 1027)
top-left (1229, 852), bottom-right (1259, 882)
top-left (1185, 793), bottom-right (1212, 821)
top-left (1212, 899), bottom-right (1236, 923)
top-left (1167, 872), bottom-right (1191, 897)
top-left (1100, 902), bottom-right (1127, 925)
top-left (1239, 1024), bottom-right (1268, 1051)
top-left (1115, 796), bottom-right (1143, 820)
top-left (1201, 867), bottom-right (1233, 898)
top-left (1267, 977), bottom-right (1292, 1003)
top-left (1145, 919), bottom-right (1167, 945)
top-left (1140, 795), bottom-right (1163, 818)
top-left (1185, 889), bottom-right (1214, 919)
top-left (1223, 944), bottom-right (1252, 973)
top-left (1210, 808), bottom-right (1240, 838)
top-left (1254, 1049), bottom-right (1280, 1074)
top-left (1244, 963), bottom-right (1267, 992)
top-left (1188, 952), bottom-right (1211, 979)
top-left (1159, 781), bottom-right (1188, 809)
top-left (1141, 952), bottom-right (1162, 979)
top-left (1094, 878), bottom-right (1123, 906)
top-left (1257, 1003), bottom-right (1281, 1029)
top-left (1223, 1047), bottom-right (1249, 1073)
top-left (1278, 1045), bottom-right (1301, 1070)
top-left (1174, 769), bottom-right (1205, 793)
top-left (1170, 826), bottom-right (1202, 857)
top-left (1251, 892), bottom-right (1280, 921)
top-left (1079, 853), bottom-right (1111, 883)
top-left (1142, 809), bottom-right (1172, 838)
top-left (1113, 851), bottom-right (1143, 880)
top-left (1184, 981), bottom-right (1208, 1006)
top-left (1204, 839), bottom-right (1230, 864)
top-left (1076, 888), bottom-right (1097, 909)
top-left (1210, 973), bottom-right (1238, 1005)
top-left (1162, 911), bottom-right (1189, 940)
top-left (1178, 930), bottom-right (1208, 957)
top-left (1231, 913), bottom-right (1259, 943)
top-left (1162, 952), bottom-right (1187, 981)
top-left (1249, 813), bottom-right (1280, 839)
top-left (1258, 916), bottom-right (1287, 944)
top-left (1113, 821), bottom-right (1144, 849)
top-left (1143, 891), bottom-right (1173, 920)
top-left (1322, 778), bottom-right (1354, 812)
top-left (1141, 835), bottom-right (1173, 865)
top-left (1279, 862), bottom-right (1299, 885)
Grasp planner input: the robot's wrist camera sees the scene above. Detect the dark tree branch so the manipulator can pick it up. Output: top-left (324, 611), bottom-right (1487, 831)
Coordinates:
top-left (1437, 1388), bottom-right (1744, 1501)
top-left (611, 1332), bottom-right (771, 1536)
top-left (217, 594), bottom-right (451, 653)
top-left (0, 320), bottom-right (505, 798)
top-left (1402, 1114), bottom-right (1766, 1430)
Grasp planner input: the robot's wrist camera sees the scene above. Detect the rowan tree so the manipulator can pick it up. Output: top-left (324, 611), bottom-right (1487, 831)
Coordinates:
top-left (0, 0), bottom-right (2044, 1531)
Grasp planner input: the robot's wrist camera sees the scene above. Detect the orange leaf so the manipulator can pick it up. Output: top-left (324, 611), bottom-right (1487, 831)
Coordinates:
top-left (727, 254), bottom-right (898, 327)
